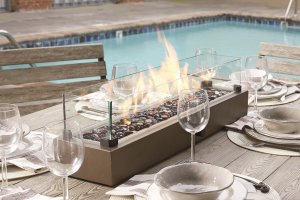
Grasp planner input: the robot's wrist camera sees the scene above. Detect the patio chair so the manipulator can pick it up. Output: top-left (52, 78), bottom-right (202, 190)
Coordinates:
top-left (259, 42), bottom-right (300, 77)
top-left (0, 44), bottom-right (107, 115)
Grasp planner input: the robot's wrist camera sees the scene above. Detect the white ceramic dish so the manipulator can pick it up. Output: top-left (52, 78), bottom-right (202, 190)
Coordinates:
top-left (254, 120), bottom-right (300, 140)
top-left (257, 82), bottom-right (282, 95)
top-left (259, 107), bottom-right (300, 134)
top-left (147, 177), bottom-right (247, 200)
top-left (154, 162), bottom-right (234, 200)
top-left (257, 86), bottom-right (287, 100)
top-left (249, 92), bottom-right (300, 107)
top-left (244, 128), bottom-right (300, 146)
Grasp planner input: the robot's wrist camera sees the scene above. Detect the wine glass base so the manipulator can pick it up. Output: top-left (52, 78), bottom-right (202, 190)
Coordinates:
top-left (0, 185), bottom-right (23, 196)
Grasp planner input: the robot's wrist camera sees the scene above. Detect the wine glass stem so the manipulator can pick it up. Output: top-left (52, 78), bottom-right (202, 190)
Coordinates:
top-left (63, 176), bottom-right (69, 200)
top-left (1, 156), bottom-right (8, 188)
top-left (191, 133), bottom-right (195, 162)
top-left (254, 89), bottom-right (258, 112)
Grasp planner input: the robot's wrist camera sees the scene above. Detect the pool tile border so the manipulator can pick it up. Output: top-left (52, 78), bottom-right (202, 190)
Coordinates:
top-left (1, 14), bottom-right (299, 49)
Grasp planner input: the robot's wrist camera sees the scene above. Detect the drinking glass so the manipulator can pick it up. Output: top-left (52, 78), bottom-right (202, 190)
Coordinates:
top-left (177, 89), bottom-right (210, 162)
top-left (244, 56), bottom-right (268, 112)
top-left (195, 48), bottom-right (217, 80)
top-left (0, 104), bottom-right (22, 194)
top-left (43, 120), bottom-right (85, 200)
top-left (111, 63), bottom-right (138, 98)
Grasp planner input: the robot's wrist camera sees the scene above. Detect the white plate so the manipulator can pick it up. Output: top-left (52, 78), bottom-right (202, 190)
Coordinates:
top-left (250, 93), bottom-right (300, 107)
top-left (244, 128), bottom-right (300, 146)
top-left (7, 165), bottom-right (48, 181)
top-left (254, 120), bottom-right (300, 140)
top-left (257, 86), bottom-right (287, 100)
top-left (146, 178), bottom-right (247, 200)
top-left (257, 82), bottom-right (282, 95)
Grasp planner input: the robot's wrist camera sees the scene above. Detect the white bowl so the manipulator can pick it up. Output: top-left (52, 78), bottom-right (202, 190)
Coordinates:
top-left (260, 107), bottom-right (300, 134)
top-left (154, 162), bottom-right (234, 200)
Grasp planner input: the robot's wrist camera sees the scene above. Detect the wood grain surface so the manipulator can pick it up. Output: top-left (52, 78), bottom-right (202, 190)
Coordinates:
top-left (0, 44), bottom-right (106, 115)
top-left (260, 42), bottom-right (300, 60)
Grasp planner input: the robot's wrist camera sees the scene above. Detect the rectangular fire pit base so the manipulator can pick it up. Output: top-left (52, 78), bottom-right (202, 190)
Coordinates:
top-left (72, 90), bottom-right (248, 186)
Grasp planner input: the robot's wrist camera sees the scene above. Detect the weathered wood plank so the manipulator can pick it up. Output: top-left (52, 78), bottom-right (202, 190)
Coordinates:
top-left (260, 42), bottom-right (300, 59)
top-left (22, 104), bottom-right (65, 129)
top-left (226, 151), bottom-right (289, 181)
top-left (0, 62), bottom-right (106, 85)
top-left (15, 172), bottom-right (83, 197)
top-left (68, 182), bottom-right (111, 200)
top-left (18, 102), bottom-right (61, 116)
top-left (265, 157), bottom-right (300, 200)
top-left (196, 131), bottom-right (248, 167)
top-left (0, 80), bottom-right (101, 103)
top-left (0, 44), bottom-right (104, 66)
top-left (0, 43), bottom-right (106, 114)
top-left (144, 131), bottom-right (226, 174)
top-left (267, 59), bottom-right (300, 75)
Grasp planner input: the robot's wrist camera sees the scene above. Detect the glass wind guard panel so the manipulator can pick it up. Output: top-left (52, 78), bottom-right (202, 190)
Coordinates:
top-left (64, 54), bottom-right (241, 143)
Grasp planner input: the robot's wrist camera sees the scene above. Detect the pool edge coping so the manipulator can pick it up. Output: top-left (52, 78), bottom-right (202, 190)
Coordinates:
top-left (0, 11), bottom-right (299, 47)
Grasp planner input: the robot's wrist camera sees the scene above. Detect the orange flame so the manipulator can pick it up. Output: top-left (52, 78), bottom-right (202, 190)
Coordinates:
top-left (119, 31), bottom-right (203, 115)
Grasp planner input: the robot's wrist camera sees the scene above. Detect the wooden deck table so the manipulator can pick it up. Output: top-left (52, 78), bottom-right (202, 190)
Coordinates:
top-left (12, 97), bottom-right (300, 200)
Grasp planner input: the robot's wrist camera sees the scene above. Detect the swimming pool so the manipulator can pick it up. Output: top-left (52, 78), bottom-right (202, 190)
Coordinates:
top-left (2, 16), bottom-right (300, 81)
top-left (98, 21), bottom-right (300, 79)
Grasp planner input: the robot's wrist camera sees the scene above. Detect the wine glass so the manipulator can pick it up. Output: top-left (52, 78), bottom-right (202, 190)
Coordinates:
top-left (195, 48), bottom-right (217, 80)
top-left (43, 120), bottom-right (85, 200)
top-left (111, 63), bottom-right (138, 98)
top-left (177, 89), bottom-right (210, 162)
top-left (0, 103), bottom-right (22, 194)
top-left (244, 56), bottom-right (268, 113)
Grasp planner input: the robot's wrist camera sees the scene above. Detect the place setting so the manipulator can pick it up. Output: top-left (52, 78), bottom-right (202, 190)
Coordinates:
top-left (230, 55), bottom-right (300, 107)
top-left (226, 104), bottom-right (300, 156)
top-left (0, 104), bottom-right (49, 198)
top-left (0, 103), bottom-right (85, 199)
top-left (248, 84), bottom-right (300, 107)
top-left (107, 162), bottom-right (280, 200)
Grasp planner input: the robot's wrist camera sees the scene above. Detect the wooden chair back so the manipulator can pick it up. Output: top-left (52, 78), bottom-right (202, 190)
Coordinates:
top-left (0, 44), bottom-right (107, 115)
top-left (259, 42), bottom-right (300, 76)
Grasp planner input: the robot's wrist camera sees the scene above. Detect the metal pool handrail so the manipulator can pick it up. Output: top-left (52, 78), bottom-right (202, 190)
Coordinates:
top-left (283, 0), bottom-right (298, 25)
top-left (0, 29), bottom-right (35, 67)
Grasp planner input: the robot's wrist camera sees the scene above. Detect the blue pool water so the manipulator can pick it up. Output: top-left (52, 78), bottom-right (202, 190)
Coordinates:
top-left (97, 21), bottom-right (300, 79)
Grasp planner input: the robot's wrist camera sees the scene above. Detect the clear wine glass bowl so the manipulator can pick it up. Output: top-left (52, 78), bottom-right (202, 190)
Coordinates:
top-left (244, 68), bottom-right (268, 90)
top-left (43, 120), bottom-right (85, 200)
top-left (112, 63), bottom-right (138, 98)
top-left (0, 103), bottom-right (22, 193)
top-left (244, 56), bottom-right (268, 112)
top-left (195, 48), bottom-right (217, 80)
top-left (177, 89), bottom-right (210, 161)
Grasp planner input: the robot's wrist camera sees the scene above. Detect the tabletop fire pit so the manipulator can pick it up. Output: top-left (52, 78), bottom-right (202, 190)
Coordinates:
top-left (66, 53), bottom-right (248, 186)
